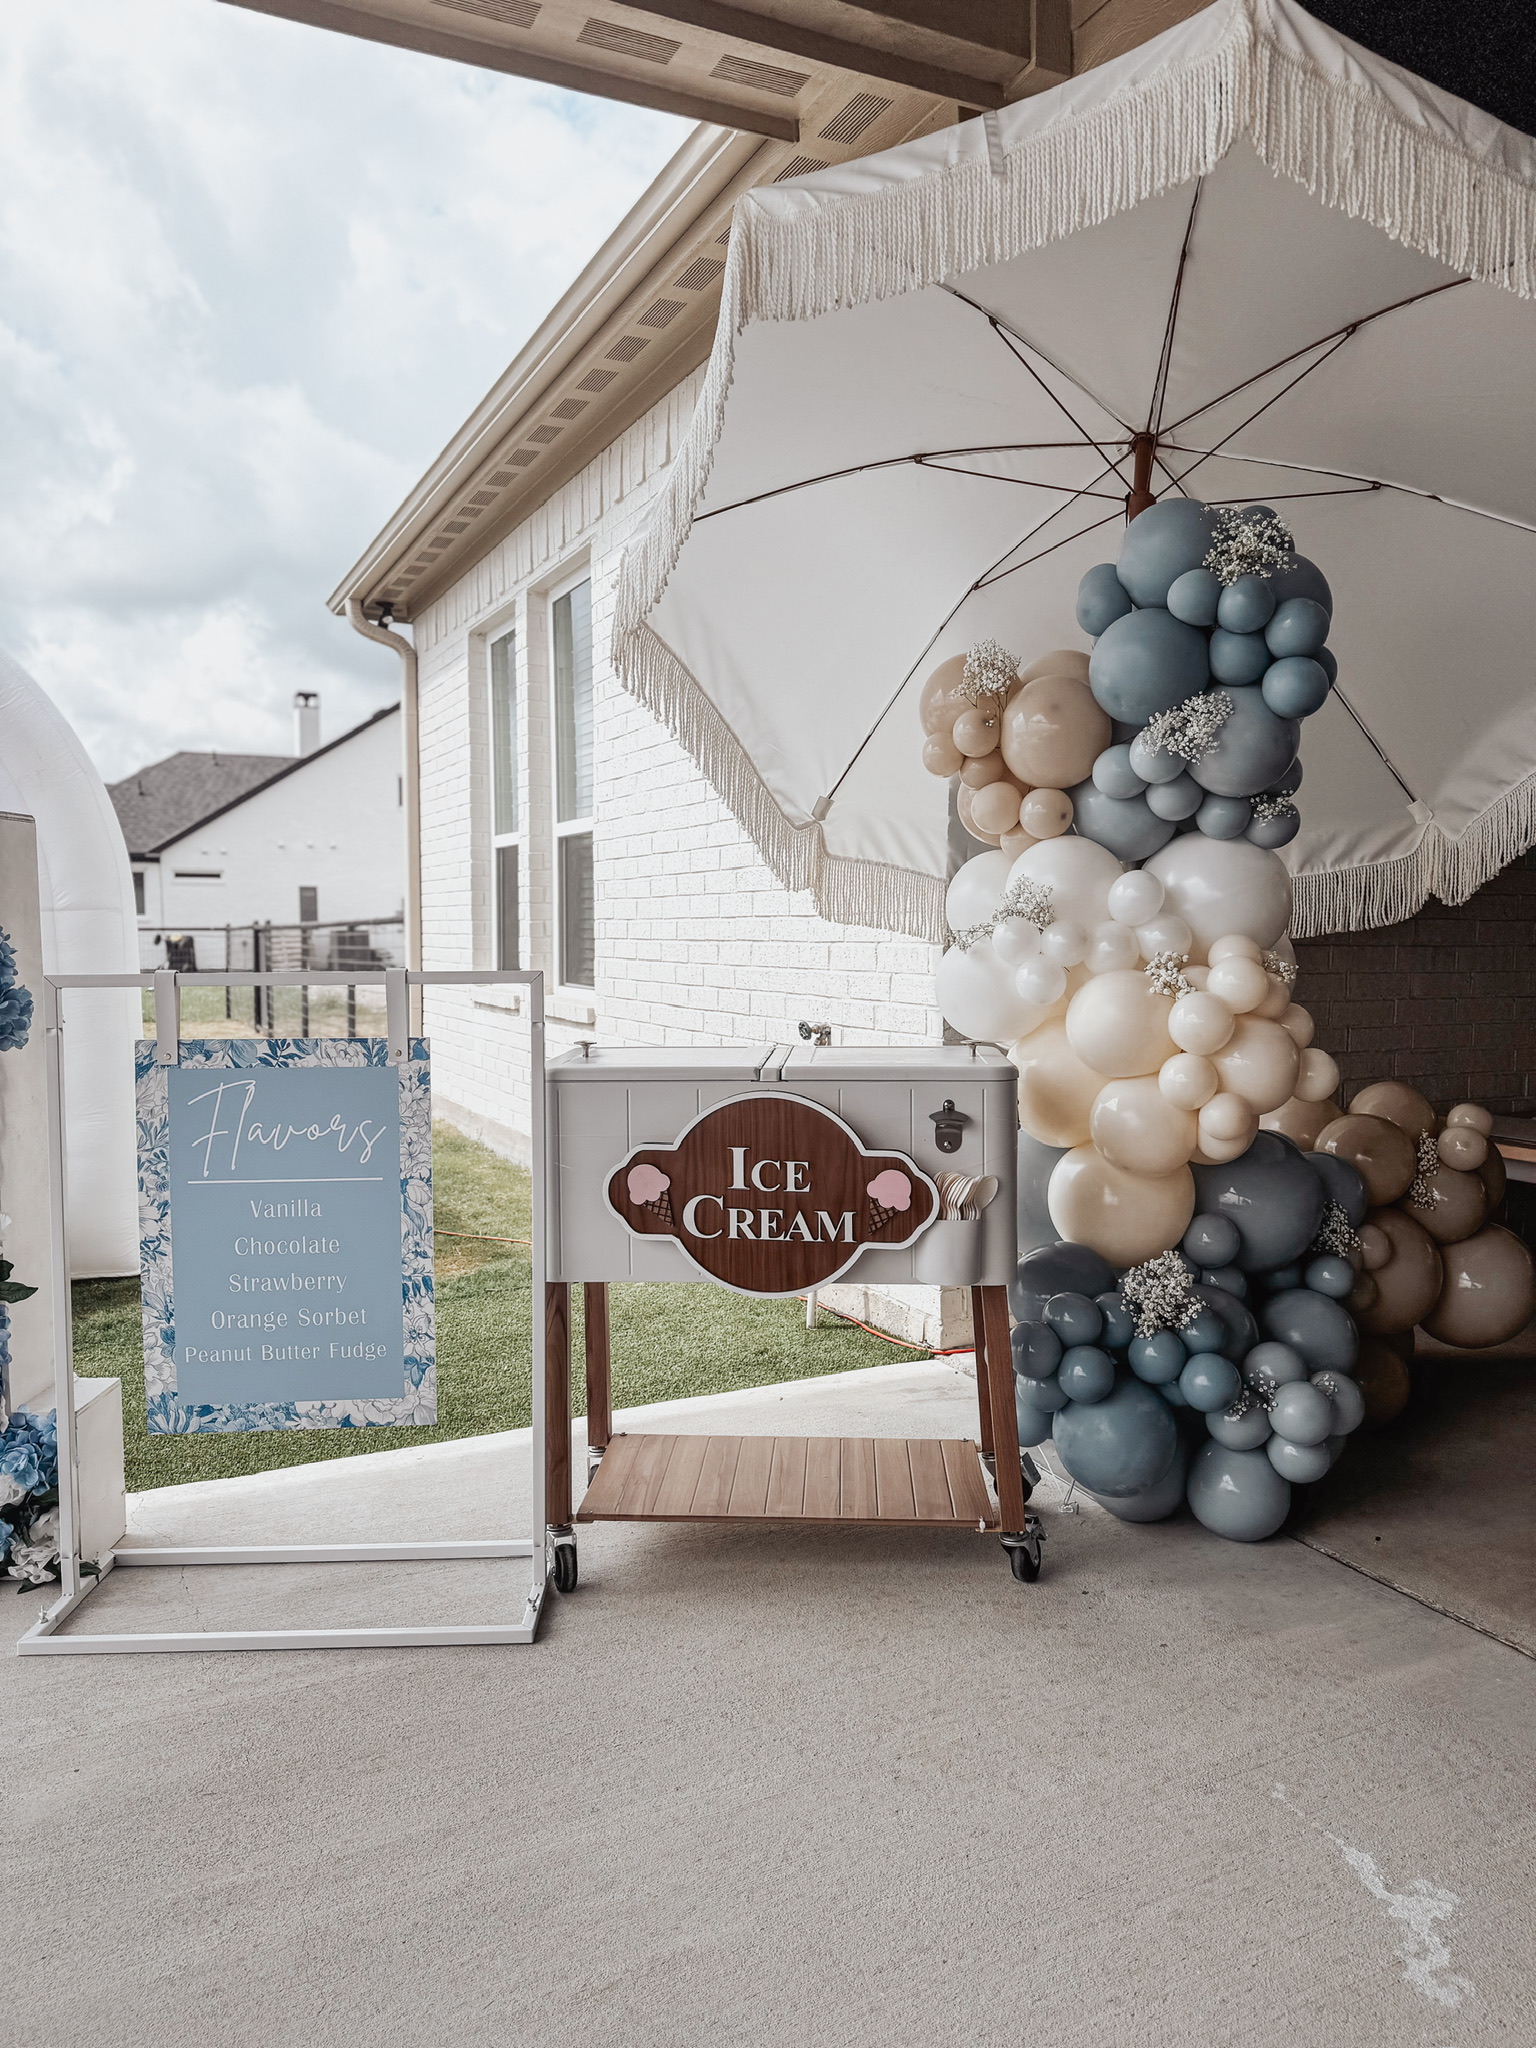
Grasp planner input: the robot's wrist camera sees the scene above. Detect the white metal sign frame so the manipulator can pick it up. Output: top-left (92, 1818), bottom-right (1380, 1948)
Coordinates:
top-left (17, 966), bottom-right (550, 1656)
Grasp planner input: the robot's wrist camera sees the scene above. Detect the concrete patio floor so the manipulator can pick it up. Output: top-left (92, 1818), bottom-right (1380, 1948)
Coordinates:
top-left (6, 1360), bottom-right (1534, 2047)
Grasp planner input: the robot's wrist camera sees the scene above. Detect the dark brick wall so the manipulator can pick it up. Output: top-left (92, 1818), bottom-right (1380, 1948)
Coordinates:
top-left (1292, 854), bottom-right (1536, 1115)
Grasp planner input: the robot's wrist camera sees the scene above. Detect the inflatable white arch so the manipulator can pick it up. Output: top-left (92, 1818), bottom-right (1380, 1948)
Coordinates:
top-left (0, 646), bottom-right (138, 1283)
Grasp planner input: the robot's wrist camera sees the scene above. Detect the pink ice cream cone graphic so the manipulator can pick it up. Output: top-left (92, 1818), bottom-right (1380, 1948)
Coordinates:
top-left (626, 1162), bottom-right (673, 1225)
top-left (865, 1169), bottom-right (912, 1234)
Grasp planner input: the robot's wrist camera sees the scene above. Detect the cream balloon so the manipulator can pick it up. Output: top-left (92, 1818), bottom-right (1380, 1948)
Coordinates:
top-left (944, 851), bottom-right (1011, 932)
top-left (936, 941), bottom-right (1038, 1044)
top-left (1091, 1077), bottom-right (1198, 1176)
top-left (1199, 1093), bottom-right (1260, 1164)
top-left (1012, 1018), bottom-right (1104, 1149)
top-left (1000, 826), bottom-right (1039, 861)
top-left (1019, 787), bottom-right (1073, 839)
top-left (992, 918), bottom-right (1040, 967)
top-left (1085, 921), bottom-right (1140, 974)
top-left (1255, 975), bottom-right (1293, 1020)
top-left (1207, 934), bottom-right (1262, 965)
top-left (970, 778), bottom-right (1023, 837)
top-left (1158, 1052), bottom-right (1219, 1111)
top-left (1020, 648), bottom-right (1090, 683)
top-left (1211, 1016), bottom-right (1301, 1114)
top-left (1205, 954), bottom-right (1270, 1014)
top-left (1135, 913), bottom-right (1194, 962)
top-left (1016, 956), bottom-right (1067, 1006)
top-left (1182, 964), bottom-right (1211, 989)
top-left (1279, 1004), bottom-right (1315, 1049)
top-left (1167, 989), bottom-right (1235, 1056)
top-left (1065, 970), bottom-right (1177, 1079)
top-left (1143, 836), bottom-right (1292, 957)
top-left (1107, 870), bottom-right (1165, 927)
top-left (1040, 918), bottom-right (1088, 967)
top-left (1006, 835), bottom-right (1124, 934)
top-left (1047, 1149), bottom-right (1196, 1267)
top-left (1295, 1046), bottom-right (1340, 1103)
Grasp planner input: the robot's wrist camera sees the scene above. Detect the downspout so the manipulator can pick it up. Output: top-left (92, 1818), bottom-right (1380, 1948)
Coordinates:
top-left (346, 600), bottom-right (422, 985)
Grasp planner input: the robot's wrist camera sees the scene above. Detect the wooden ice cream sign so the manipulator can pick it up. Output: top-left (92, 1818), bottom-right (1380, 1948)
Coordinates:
top-left (606, 1094), bottom-right (938, 1294)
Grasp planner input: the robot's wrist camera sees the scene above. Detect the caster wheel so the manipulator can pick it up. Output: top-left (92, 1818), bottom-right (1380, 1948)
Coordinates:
top-left (552, 1543), bottom-right (578, 1594)
top-left (1008, 1542), bottom-right (1040, 1583)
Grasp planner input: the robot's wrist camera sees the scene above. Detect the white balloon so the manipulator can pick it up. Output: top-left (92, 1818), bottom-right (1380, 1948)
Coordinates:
top-left (992, 917), bottom-right (1040, 968)
top-left (1006, 835), bottom-right (1124, 934)
top-left (944, 850), bottom-right (1012, 933)
top-left (936, 941), bottom-right (1038, 1044)
top-left (1158, 1052), bottom-right (1219, 1111)
top-left (1085, 920), bottom-right (1140, 974)
top-left (1207, 934), bottom-right (1262, 965)
top-left (1016, 957), bottom-right (1068, 1006)
top-left (1040, 918), bottom-right (1088, 967)
top-left (1182, 963), bottom-right (1211, 989)
top-left (1295, 1046), bottom-right (1341, 1103)
top-left (1206, 954), bottom-right (1270, 1014)
top-left (1168, 990), bottom-right (1235, 1055)
top-left (1135, 913), bottom-right (1194, 962)
top-left (1143, 836), bottom-right (1292, 958)
top-left (1106, 870), bottom-right (1165, 927)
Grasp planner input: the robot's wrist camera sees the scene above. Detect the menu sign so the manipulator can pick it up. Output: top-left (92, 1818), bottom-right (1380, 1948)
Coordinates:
top-left (606, 1093), bottom-right (937, 1294)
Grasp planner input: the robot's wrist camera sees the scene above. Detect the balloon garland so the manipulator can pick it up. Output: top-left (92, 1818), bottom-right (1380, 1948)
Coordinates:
top-left (923, 499), bottom-right (1468, 1541)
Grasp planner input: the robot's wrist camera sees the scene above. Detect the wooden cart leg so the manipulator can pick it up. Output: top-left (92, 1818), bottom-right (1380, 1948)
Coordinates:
top-left (977, 1284), bottom-right (1027, 1533)
top-left (584, 1281), bottom-right (612, 1456)
top-left (968, 1284), bottom-right (995, 1458)
top-left (544, 1282), bottom-right (572, 1528)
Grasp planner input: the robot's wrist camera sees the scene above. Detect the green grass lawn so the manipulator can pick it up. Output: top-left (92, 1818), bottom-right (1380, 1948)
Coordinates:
top-left (72, 1122), bottom-right (929, 1491)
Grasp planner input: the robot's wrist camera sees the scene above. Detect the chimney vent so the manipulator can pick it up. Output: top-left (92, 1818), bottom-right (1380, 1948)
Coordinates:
top-left (293, 692), bottom-right (320, 756)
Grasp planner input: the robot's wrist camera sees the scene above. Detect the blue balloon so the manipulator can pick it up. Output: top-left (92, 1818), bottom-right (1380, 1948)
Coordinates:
top-left (1262, 1264), bottom-right (1303, 1293)
top-left (1095, 1291), bottom-right (1136, 1349)
top-left (1192, 1134), bottom-right (1327, 1272)
top-left (1188, 1443), bottom-right (1292, 1539)
top-left (1195, 1283), bottom-right (1259, 1361)
top-left (1146, 771), bottom-right (1204, 821)
top-left (1077, 561), bottom-right (1134, 636)
top-left (1265, 596), bottom-right (1330, 658)
top-left (1028, 1373), bottom-right (1071, 1413)
top-left (1269, 1379), bottom-right (1334, 1446)
top-left (1201, 1264), bottom-right (1248, 1298)
top-left (1015, 1386), bottom-right (1056, 1449)
top-left (1044, 1291), bottom-right (1104, 1347)
top-left (1316, 647), bottom-right (1337, 684)
top-left (1167, 567), bottom-right (1222, 626)
top-left (1261, 1289), bottom-right (1359, 1373)
top-left (1268, 758), bottom-right (1304, 796)
top-left (1188, 687), bottom-right (1300, 798)
top-left (1207, 1404), bottom-right (1272, 1450)
top-left (1092, 743), bottom-right (1148, 799)
top-left (1095, 1441), bottom-right (1191, 1522)
top-left (1180, 1306), bottom-right (1230, 1356)
top-left (1059, 1346), bottom-right (1116, 1404)
top-left (1267, 1434), bottom-right (1332, 1482)
top-left (1268, 553), bottom-right (1333, 618)
top-left (1089, 607), bottom-right (1210, 723)
top-left (1011, 1320), bottom-right (1063, 1380)
top-left (1128, 730), bottom-right (1188, 784)
top-left (1068, 780), bottom-right (1177, 862)
top-left (1243, 1339), bottom-right (1308, 1386)
top-left (1128, 1330), bottom-right (1186, 1383)
top-left (1261, 656), bottom-right (1330, 719)
top-left (1010, 1240), bottom-right (1116, 1324)
top-left (1053, 1377), bottom-right (1180, 1496)
top-left (1246, 808), bottom-right (1299, 849)
top-left (1209, 628), bottom-right (1272, 685)
top-left (1115, 499), bottom-right (1217, 607)
top-left (1195, 793), bottom-right (1252, 840)
top-left (1184, 1211), bottom-right (1242, 1268)
top-left (1216, 575), bottom-right (1277, 634)
top-left (1303, 1149), bottom-right (1368, 1228)
top-left (1180, 1353), bottom-right (1242, 1412)
top-left (1305, 1255), bottom-right (1355, 1299)
top-left (1159, 1380), bottom-right (1190, 1407)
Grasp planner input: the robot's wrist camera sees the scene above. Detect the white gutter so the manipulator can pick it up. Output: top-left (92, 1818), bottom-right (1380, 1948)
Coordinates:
top-left (345, 601), bottom-right (421, 978)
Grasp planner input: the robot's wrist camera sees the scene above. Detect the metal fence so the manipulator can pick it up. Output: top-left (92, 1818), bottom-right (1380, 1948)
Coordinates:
top-left (137, 918), bottom-right (405, 1037)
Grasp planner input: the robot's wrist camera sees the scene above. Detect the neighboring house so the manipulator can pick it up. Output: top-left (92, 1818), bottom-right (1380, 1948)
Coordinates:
top-left (109, 695), bottom-right (404, 968)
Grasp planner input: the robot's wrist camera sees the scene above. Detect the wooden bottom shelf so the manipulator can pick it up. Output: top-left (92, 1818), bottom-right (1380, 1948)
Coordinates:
top-left (575, 1433), bottom-right (997, 1528)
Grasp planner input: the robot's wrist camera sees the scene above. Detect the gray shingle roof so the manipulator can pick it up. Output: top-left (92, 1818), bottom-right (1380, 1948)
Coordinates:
top-left (108, 752), bottom-right (291, 857)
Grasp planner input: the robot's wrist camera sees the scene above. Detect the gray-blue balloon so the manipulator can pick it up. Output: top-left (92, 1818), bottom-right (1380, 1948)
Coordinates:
top-left (1245, 808), bottom-right (1299, 849)
top-left (1089, 607), bottom-right (1210, 724)
top-left (1194, 1283), bottom-right (1260, 1362)
top-left (1261, 657), bottom-right (1330, 719)
top-left (1128, 730), bottom-right (1188, 785)
top-left (1266, 1434), bottom-right (1332, 1482)
top-left (1092, 742), bottom-right (1149, 799)
top-left (1187, 1441), bottom-right (1291, 1541)
top-left (1146, 771), bottom-right (1204, 821)
top-left (1068, 780), bottom-right (1177, 862)
top-left (1195, 793), bottom-right (1252, 840)
top-left (1053, 1377), bottom-right (1180, 1496)
top-left (1028, 1373), bottom-right (1071, 1413)
top-left (1261, 1289), bottom-right (1359, 1373)
top-left (1303, 1149), bottom-right (1368, 1227)
top-left (1267, 758), bottom-right (1304, 796)
top-left (1059, 1345), bottom-right (1117, 1404)
top-left (1268, 554), bottom-right (1333, 617)
top-left (1207, 1405), bottom-right (1272, 1450)
top-left (1191, 1134), bottom-right (1327, 1272)
top-left (1094, 1441), bottom-right (1192, 1523)
top-left (1216, 574), bottom-right (1277, 635)
top-left (1209, 628), bottom-right (1273, 686)
top-left (1115, 500), bottom-right (1217, 606)
top-left (1076, 561), bottom-right (1134, 636)
top-left (1011, 1320), bottom-right (1063, 1380)
top-left (1243, 1339), bottom-right (1308, 1386)
top-left (1265, 596), bottom-right (1330, 658)
top-left (1015, 1386), bottom-right (1056, 1449)
top-left (1167, 567), bottom-right (1222, 626)
top-left (1184, 1211), bottom-right (1242, 1267)
top-left (1188, 688), bottom-right (1300, 798)
top-left (1010, 1239), bottom-right (1116, 1324)
top-left (1018, 1131), bottom-right (1069, 1258)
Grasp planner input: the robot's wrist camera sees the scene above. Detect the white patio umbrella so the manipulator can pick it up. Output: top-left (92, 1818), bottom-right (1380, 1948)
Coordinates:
top-left (615, 0), bottom-right (1536, 943)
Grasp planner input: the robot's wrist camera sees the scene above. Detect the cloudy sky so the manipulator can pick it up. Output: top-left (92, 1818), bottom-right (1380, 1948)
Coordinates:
top-left (0, 0), bottom-right (688, 782)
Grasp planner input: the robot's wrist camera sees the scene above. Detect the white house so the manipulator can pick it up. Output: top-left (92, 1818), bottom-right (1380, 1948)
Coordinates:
top-left (109, 695), bottom-right (404, 969)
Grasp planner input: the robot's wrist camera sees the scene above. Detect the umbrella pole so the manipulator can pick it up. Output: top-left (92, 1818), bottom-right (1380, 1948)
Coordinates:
top-left (1126, 432), bottom-right (1156, 520)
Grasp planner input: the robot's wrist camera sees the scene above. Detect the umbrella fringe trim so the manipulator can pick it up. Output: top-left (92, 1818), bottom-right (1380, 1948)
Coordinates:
top-left (623, 622), bottom-right (949, 942)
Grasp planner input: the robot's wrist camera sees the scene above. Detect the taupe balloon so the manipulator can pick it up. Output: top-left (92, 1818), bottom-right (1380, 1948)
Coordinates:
top-left (1259, 1095), bottom-right (1338, 1150)
top-left (1479, 1141), bottom-right (1508, 1211)
top-left (1422, 1224), bottom-right (1536, 1348)
top-left (1020, 648), bottom-right (1090, 683)
top-left (955, 783), bottom-right (1001, 845)
top-left (919, 655), bottom-right (969, 734)
top-left (1401, 1162), bottom-right (1488, 1246)
top-left (1352, 1338), bottom-right (1412, 1426)
top-left (1357, 1207), bottom-right (1444, 1334)
top-left (922, 729), bottom-right (965, 777)
top-left (1445, 1101), bottom-right (1493, 1135)
top-left (1001, 675), bottom-right (1110, 789)
top-left (954, 704), bottom-right (1004, 757)
top-left (959, 750), bottom-right (1010, 788)
top-left (1346, 1271), bottom-right (1379, 1316)
top-left (1437, 1124), bottom-right (1489, 1172)
top-left (1349, 1080), bottom-right (1436, 1139)
top-left (1358, 1221), bottom-right (1392, 1271)
top-left (1315, 1113), bottom-right (1417, 1206)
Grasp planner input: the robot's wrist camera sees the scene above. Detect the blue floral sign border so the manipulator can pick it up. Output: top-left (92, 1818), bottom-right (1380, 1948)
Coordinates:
top-left (136, 1038), bottom-right (435, 1434)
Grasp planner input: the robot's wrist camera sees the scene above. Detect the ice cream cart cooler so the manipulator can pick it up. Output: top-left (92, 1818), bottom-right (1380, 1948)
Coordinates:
top-left (542, 1042), bottom-right (1043, 1587)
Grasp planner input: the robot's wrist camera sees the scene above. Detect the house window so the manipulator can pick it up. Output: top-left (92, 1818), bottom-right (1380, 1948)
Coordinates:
top-left (132, 870), bottom-right (146, 916)
top-left (552, 578), bottom-right (594, 989)
top-left (298, 886), bottom-right (318, 923)
top-left (489, 628), bottom-right (521, 970)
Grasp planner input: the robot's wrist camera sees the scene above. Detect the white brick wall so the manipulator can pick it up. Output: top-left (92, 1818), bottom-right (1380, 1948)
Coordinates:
top-left (409, 372), bottom-right (965, 1345)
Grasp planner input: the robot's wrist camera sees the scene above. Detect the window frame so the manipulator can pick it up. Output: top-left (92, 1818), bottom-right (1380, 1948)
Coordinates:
top-left (549, 568), bottom-right (595, 994)
top-left (488, 624), bottom-right (522, 972)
